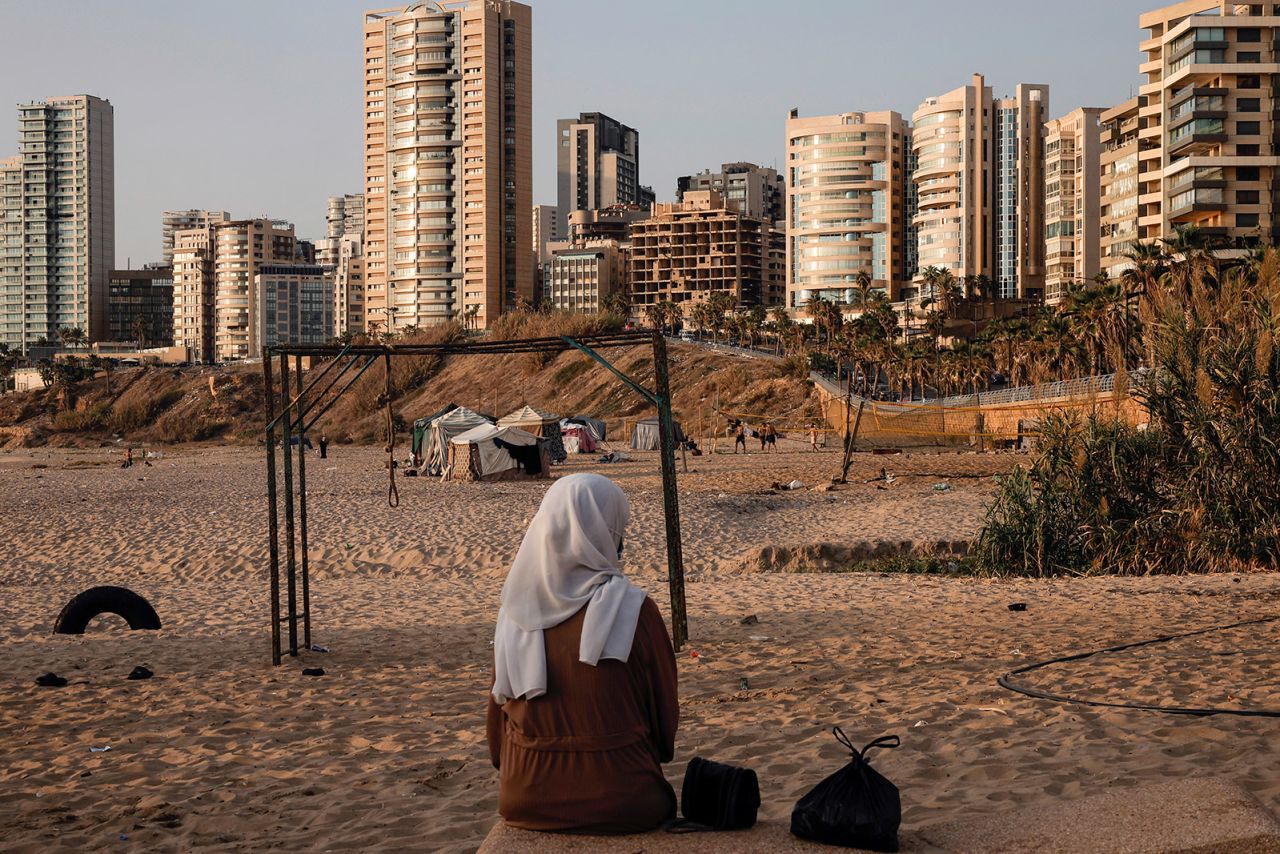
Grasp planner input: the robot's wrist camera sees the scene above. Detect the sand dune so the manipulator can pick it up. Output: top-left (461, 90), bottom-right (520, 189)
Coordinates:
top-left (2, 442), bottom-right (1278, 852)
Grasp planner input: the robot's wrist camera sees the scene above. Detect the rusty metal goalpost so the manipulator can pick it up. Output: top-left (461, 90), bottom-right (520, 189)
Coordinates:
top-left (262, 329), bottom-right (688, 664)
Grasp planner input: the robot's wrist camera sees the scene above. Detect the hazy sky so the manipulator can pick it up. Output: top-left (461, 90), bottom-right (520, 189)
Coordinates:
top-left (0, 0), bottom-right (1152, 265)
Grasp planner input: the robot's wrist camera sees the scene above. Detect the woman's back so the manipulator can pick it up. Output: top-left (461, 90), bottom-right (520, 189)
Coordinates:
top-left (488, 596), bottom-right (678, 833)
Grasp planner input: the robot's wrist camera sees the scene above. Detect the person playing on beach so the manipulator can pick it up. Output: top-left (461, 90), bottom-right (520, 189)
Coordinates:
top-left (318, 434), bottom-right (329, 459)
top-left (122, 447), bottom-right (133, 469)
top-left (733, 422), bottom-right (747, 454)
top-left (765, 423), bottom-right (779, 453)
top-left (758, 424), bottom-right (768, 452)
top-left (487, 474), bottom-right (678, 834)
top-left (809, 423), bottom-right (820, 452)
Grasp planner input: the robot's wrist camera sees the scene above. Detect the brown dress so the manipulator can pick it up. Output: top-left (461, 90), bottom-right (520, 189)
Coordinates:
top-left (487, 595), bottom-right (679, 834)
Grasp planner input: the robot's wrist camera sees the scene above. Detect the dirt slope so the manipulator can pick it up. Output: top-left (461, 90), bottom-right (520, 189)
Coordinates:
top-left (0, 342), bottom-right (819, 449)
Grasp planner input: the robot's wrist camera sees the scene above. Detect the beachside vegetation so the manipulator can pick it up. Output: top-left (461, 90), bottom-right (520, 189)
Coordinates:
top-left (973, 247), bottom-right (1280, 575)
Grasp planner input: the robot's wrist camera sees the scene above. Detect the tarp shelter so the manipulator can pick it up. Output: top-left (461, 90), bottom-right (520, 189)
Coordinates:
top-left (565, 415), bottom-right (606, 441)
top-left (498, 405), bottom-right (567, 463)
top-left (446, 423), bottom-right (551, 482)
top-left (412, 403), bottom-right (457, 461)
top-left (559, 420), bottom-right (599, 455)
top-left (421, 406), bottom-right (491, 475)
top-left (630, 416), bottom-right (685, 451)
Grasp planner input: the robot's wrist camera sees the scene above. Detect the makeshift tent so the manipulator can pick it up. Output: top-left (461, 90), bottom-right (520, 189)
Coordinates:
top-left (445, 423), bottom-right (551, 482)
top-left (412, 403), bottom-right (457, 461)
top-left (565, 415), bottom-right (606, 442)
top-left (420, 406), bottom-right (492, 475)
top-left (559, 420), bottom-right (599, 455)
top-left (498, 405), bottom-right (567, 463)
top-left (629, 416), bottom-right (685, 451)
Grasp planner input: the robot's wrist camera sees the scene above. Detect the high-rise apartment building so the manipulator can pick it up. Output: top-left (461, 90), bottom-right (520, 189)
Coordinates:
top-left (785, 110), bottom-right (917, 307)
top-left (329, 234), bottom-right (367, 336)
top-left (171, 226), bottom-right (216, 362)
top-left (108, 266), bottom-right (174, 346)
top-left (546, 241), bottom-right (626, 313)
top-left (556, 112), bottom-right (649, 233)
top-left (1100, 97), bottom-right (1142, 280)
top-left (326, 194), bottom-right (365, 242)
top-left (630, 190), bottom-right (784, 311)
top-left (912, 75), bottom-right (1048, 300)
top-left (0, 95), bottom-right (114, 350)
top-left (678, 162), bottom-right (786, 223)
top-left (162, 210), bottom-right (229, 265)
top-left (567, 205), bottom-right (650, 246)
top-left (172, 218), bottom-right (298, 362)
top-left (363, 1), bottom-right (532, 333)
top-left (1139, 1), bottom-right (1279, 245)
top-left (532, 203), bottom-right (562, 267)
top-left (256, 263), bottom-right (335, 352)
top-left (1044, 108), bottom-right (1104, 303)
top-left (316, 194), bottom-right (366, 337)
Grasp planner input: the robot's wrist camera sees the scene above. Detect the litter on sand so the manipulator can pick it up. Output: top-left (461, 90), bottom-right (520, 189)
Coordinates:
top-left (740, 614), bottom-right (759, 625)
top-left (89, 746), bottom-right (112, 753)
top-left (748, 635), bottom-right (772, 641)
top-left (932, 483), bottom-right (952, 492)
top-left (302, 667), bottom-right (326, 677)
top-left (310, 644), bottom-right (332, 653)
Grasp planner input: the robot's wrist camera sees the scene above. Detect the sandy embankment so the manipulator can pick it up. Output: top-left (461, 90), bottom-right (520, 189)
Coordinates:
top-left (1, 442), bottom-right (1278, 853)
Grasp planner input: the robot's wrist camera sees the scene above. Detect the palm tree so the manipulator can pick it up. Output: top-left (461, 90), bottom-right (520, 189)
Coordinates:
top-left (0, 343), bottom-right (18, 393)
top-left (131, 315), bottom-right (149, 350)
top-left (769, 306), bottom-right (793, 356)
top-left (744, 305), bottom-right (766, 349)
top-left (662, 300), bottom-right (684, 335)
top-left (644, 302), bottom-right (664, 332)
top-left (604, 290), bottom-right (632, 319)
top-left (707, 291), bottom-right (735, 342)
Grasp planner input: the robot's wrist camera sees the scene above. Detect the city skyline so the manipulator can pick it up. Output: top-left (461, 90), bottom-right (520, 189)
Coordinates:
top-left (0, 0), bottom-right (1150, 266)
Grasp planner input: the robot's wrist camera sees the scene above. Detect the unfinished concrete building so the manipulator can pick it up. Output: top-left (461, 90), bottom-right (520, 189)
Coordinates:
top-left (628, 190), bottom-right (783, 311)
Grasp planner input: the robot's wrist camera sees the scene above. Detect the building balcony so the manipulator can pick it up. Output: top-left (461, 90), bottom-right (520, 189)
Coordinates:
top-left (1168, 132), bottom-right (1226, 156)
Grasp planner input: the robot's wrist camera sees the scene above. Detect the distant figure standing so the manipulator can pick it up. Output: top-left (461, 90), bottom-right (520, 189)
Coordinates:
top-left (733, 423), bottom-right (747, 454)
top-left (809, 424), bottom-right (820, 451)
top-left (758, 425), bottom-right (768, 452)
top-left (122, 447), bottom-right (133, 469)
top-left (764, 423), bottom-right (778, 454)
top-left (319, 434), bottom-right (329, 459)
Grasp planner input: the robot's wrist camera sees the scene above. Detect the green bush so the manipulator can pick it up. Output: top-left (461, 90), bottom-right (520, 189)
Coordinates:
top-left (974, 253), bottom-right (1280, 576)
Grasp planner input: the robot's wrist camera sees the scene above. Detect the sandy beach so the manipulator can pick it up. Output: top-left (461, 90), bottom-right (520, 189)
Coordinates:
top-left (2, 440), bottom-right (1279, 852)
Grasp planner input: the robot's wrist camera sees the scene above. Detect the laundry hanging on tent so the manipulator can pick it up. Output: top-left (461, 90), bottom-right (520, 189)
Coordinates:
top-left (498, 405), bottom-right (567, 463)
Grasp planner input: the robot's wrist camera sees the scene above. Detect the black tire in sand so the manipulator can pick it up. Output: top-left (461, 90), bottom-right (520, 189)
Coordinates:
top-left (53, 586), bottom-right (161, 634)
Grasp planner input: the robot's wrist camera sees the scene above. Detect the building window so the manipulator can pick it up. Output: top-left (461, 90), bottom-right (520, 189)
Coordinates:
top-left (1237, 213), bottom-right (1260, 228)
top-left (1238, 121), bottom-right (1261, 135)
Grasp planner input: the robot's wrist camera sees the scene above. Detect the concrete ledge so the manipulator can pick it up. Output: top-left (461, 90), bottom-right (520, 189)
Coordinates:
top-left (917, 777), bottom-right (1280, 854)
top-left (478, 778), bottom-right (1280, 854)
top-left (477, 819), bottom-right (934, 853)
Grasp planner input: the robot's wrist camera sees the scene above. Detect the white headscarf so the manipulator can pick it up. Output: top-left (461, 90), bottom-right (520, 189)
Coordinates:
top-left (491, 473), bottom-right (647, 704)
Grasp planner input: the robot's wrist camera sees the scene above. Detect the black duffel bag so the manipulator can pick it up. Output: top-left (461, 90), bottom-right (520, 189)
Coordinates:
top-left (675, 756), bottom-right (761, 831)
top-left (791, 728), bottom-right (902, 851)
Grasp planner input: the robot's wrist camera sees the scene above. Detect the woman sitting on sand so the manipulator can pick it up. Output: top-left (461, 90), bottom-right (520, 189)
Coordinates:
top-left (487, 473), bottom-right (678, 834)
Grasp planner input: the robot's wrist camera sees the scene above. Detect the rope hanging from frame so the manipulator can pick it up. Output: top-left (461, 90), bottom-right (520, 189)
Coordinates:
top-left (383, 352), bottom-right (399, 508)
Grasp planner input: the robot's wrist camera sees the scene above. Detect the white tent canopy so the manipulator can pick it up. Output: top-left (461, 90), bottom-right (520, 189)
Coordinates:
top-left (498, 404), bottom-right (559, 426)
top-left (422, 406), bottom-right (492, 474)
top-left (629, 416), bottom-right (685, 451)
top-left (450, 423), bottom-right (539, 479)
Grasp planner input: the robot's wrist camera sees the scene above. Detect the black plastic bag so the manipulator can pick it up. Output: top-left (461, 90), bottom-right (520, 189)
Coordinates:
top-left (790, 728), bottom-right (901, 851)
